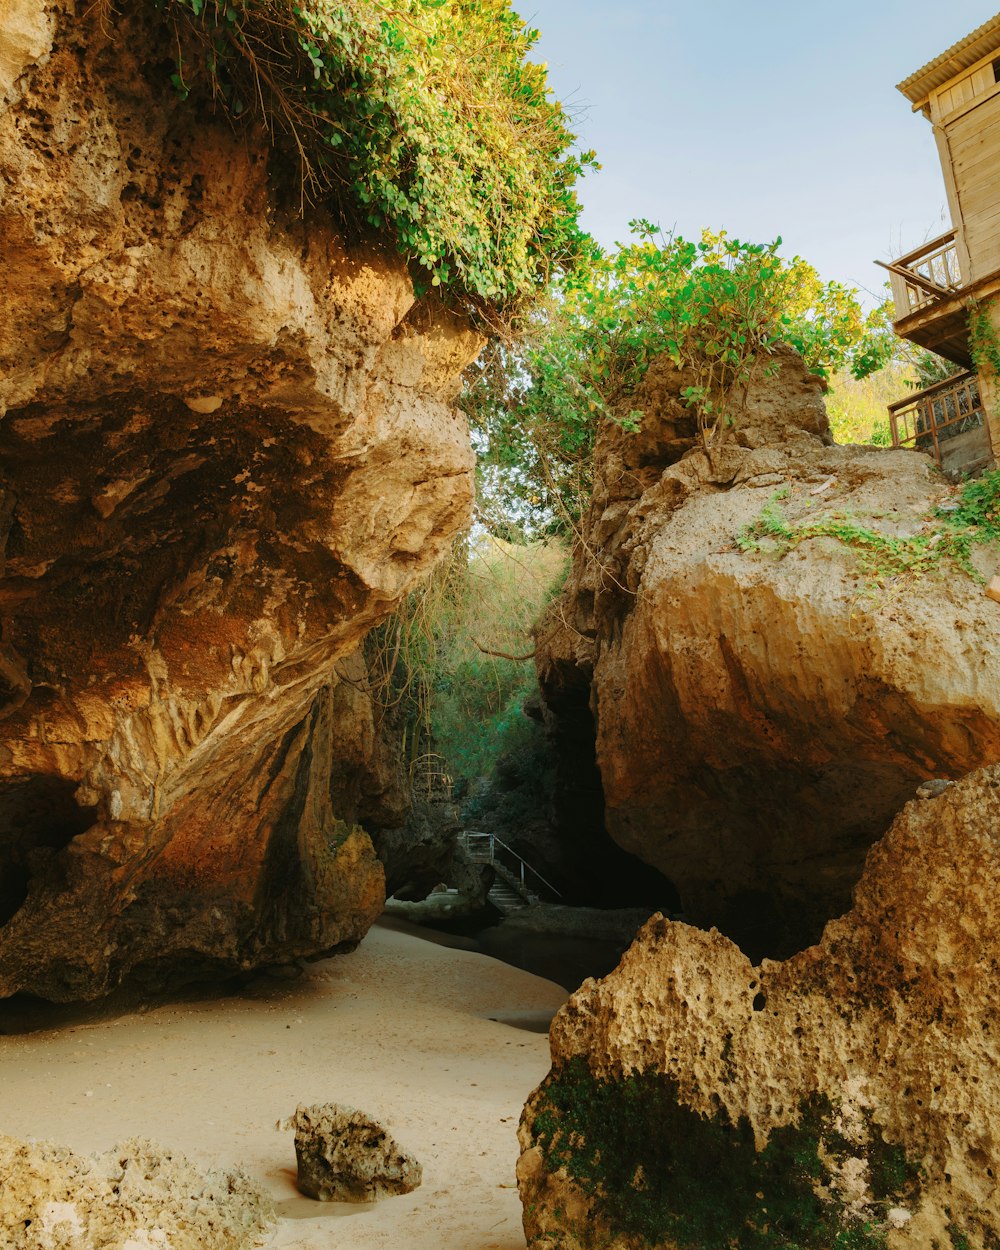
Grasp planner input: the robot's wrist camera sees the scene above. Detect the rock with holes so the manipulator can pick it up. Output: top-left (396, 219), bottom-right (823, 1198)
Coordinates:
top-left (285, 1104), bottom-right (422, 1203)
top-left (518, 763), bottom-right (1000, 1249)
top-left (536, 344), bottom-right (1000, 960)
top-left (0, 5), bottom-right (480, 998)
top-left (0, 1133), bottom-right (273, 1249)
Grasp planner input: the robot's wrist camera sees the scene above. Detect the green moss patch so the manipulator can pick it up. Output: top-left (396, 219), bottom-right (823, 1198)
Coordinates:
top-left (529, 1056), bottom-right (923, 1250)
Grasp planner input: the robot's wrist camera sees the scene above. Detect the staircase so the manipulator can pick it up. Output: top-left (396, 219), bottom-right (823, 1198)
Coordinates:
top-left (485, 874), bottom-right (529, 913)
top-left (460, 831), bottom-right (560, 915)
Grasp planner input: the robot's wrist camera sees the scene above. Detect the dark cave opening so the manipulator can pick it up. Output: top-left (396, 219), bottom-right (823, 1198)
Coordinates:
top-left (541, 664), bottom-right (681, 913)
top-left (0, 775), bottom-right (98, 926)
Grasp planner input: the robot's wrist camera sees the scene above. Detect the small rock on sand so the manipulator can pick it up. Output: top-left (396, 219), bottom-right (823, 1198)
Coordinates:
top-left (285, 1103), bottom-right (422, 1203)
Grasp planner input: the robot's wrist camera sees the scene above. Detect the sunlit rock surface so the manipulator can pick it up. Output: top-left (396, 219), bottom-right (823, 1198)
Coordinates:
top-left (0, 1133), bottom-right (274, 1248)
top-left (286, 1103), bottom-right (422, 1203)
top-left (0, 3), bottom-right (479, 998)
top-left (537, 344), bottom-right (1000, 957)
top-left (519, 765), bottom-right (1000, 1250)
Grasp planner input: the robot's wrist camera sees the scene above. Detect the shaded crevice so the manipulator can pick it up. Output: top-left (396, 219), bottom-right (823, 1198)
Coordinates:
top-left (538, 662), bottom-right (886, 964)
top-left (542, 663), bottom-right (679, 911)
top-left (0, 775), bottom-right (98, 925)
top-left (664, 757), bottom-right (921, 964)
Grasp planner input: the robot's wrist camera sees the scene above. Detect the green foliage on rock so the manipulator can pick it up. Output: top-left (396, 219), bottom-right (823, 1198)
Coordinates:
top-left (968, 300), bottom-right (1000, 379)
top-left (465, 225), bottom-right (896, 530)
top-left (737, 471), bottom-right (1000, 590)
top-left (460, 709), bottom-right (552, 830)
top-left (529, 1056), bottom-right (921, 1250)
top-left (367, 534), bottom-right (566, 792)
top-left (155, 0), bottom-right (595, 309)
top-left (967, 297), bottom-right (1000, 446)
top-left (944, 467), bottom-right (1000, 550)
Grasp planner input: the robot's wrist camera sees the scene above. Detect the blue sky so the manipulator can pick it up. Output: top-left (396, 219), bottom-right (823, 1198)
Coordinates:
top-left (526, 1), bottom-right (994, 300)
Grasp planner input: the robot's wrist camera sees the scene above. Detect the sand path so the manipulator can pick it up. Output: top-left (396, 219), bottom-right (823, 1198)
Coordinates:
top-left (0, 918), bottom-right (568, 1250)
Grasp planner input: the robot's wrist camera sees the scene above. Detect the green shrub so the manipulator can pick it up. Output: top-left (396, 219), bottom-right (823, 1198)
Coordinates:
top-left (826, 365), bottom-right (909, 447)
top-left (152, 0), bottom-right (594, 310)
top-left (465, 225), bottom-right (898, 530)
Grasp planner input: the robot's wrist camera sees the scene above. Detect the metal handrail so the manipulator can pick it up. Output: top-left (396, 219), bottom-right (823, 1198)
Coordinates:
top-left (408, 752), bottom-right (453, 799)
top-left (461, 830), bottom-right (562, 899)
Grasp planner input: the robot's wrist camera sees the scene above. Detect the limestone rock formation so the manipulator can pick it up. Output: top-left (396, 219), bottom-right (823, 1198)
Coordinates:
top-left (373, 798), bottom-right (490, 906)
top-left (0, 1133), bottom-right (274, 1249)
top-left (285, 1103), bottom-right (422, 1203)
top-left (0, 4), bottom-right (480, 997)
top-left (537, 345), bottom-right (1000, 957)
top-left (519, 763), bottom-right (1000, 1250)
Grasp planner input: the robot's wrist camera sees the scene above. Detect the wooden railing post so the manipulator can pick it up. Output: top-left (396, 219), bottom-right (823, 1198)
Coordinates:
top-left (878, 230), bottom-right (960, 318)
top-left (886, 369), bottom-right (988, 468)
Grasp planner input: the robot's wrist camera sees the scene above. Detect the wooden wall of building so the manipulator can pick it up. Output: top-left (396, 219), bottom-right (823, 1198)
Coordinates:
top-left (934, 62), bottom-right (997, 118)
top-left (929, 56), bottom-right (1000, 284)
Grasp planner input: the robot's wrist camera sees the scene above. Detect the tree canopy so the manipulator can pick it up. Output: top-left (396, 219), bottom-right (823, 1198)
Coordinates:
top-left (463, 225), bottom-right (900, 532)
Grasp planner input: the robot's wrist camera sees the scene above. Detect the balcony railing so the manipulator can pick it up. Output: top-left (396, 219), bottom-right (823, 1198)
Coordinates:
top-left (887, 370), bottom-right (985, 467)
top-left (879, 230), bottom-right (962, 318)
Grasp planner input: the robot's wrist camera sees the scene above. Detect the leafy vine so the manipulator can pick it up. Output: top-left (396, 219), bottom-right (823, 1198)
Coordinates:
top-left (737, 471), bottom-right (1000, 590)
top-left (968, 298), bottom-right (1000, 377)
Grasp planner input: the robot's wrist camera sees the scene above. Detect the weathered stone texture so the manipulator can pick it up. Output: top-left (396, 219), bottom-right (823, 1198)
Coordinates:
top-left (537, 345), bottom-right (1000, 956)
top-left (0, 1133), bottom-right (274, 1249)
top-left (519, 765), bottom-right (1000, 1250)
top-left (0, 3), bottom-right (480, 997)
top-left (286, 1103), bottom-right (422, 1203)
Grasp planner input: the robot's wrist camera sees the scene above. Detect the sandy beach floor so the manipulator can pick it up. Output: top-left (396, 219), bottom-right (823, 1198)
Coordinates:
top-left (0, 917), bottom-right (569, 1250)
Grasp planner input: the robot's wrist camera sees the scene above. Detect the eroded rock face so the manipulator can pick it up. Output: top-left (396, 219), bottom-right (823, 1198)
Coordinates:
top-left (0, 4), bottom-right (480, 997)
top-left (519, 765), bottom-right (1000, 1250)
top-left (286, 1103), bottom-right (422, 1203)
top-left (0, 1133), bottom-right (274, 1249)
top-left (537, 345), bottom-right (1000, 957)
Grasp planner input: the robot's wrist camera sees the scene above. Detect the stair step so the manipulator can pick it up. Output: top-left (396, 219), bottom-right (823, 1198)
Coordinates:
top-left (460, 829), bottom-right (553, 911)
top-left (488, 887), bottom-right (528, 914)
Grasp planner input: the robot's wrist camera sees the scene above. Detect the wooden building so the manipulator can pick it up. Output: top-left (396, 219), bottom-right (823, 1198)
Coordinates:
top-left (882, 13), bottom-right (1000, 473)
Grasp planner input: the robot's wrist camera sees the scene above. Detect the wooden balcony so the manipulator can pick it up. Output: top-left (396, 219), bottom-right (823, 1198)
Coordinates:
top-left (887, 369), bottom-right (992, 472)
top-left (878, 231), bottom-right (974, 367)
top-left (882, 231), bottom-right (962, 316)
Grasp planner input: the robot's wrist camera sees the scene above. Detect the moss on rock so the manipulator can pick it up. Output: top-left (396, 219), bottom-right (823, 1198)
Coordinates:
top-left (526, 1056), bottom-right (923, 1250)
